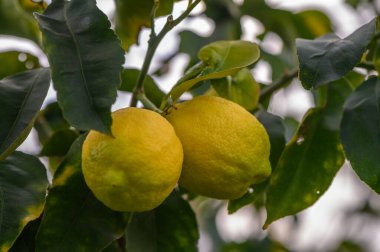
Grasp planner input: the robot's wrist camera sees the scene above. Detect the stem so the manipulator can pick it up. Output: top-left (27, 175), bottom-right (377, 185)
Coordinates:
top-left (130, 0), bottom-right (202, 107)
top-left (259, 68), bottom-right (298, 102)
top-left (137, 93), bottom-right (163, 113)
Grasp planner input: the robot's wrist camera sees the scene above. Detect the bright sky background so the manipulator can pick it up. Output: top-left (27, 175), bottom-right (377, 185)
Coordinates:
top-left (1, 0), bottom-right (379, 251)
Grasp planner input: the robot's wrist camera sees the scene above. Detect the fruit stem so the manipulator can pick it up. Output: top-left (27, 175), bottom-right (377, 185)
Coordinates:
top-left (129, 0), bottom-right (202, 107)
top-left (259, 68), bottom-right (298, 102)
top-left (137, 93), bottom-right (163, 113)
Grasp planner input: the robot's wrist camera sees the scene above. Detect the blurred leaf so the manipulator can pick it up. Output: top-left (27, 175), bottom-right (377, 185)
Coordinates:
top-left (241, 0), bottom-right (333, 48)
top-left (18, 0), bottom-right (46, 14)
top-left (126, 190), bottom-right (199, 252)
top-left (341, 77), bottom-right (380, 193)
top-left (0, 0), bottom-right (41, 44)
top-left (35, 0), bottom-right (124, 134)
top-left (0, 68), bottom-right (50, 161)
top-left (0, 51), bottom-right (40, 79)
top-left (296, 17), bottom-right (378, 89)
top-left (115, 0), bottom-right (173, 50)
top-left (0, 152), bottom-right (48, 252)
top-left (221, 237), bottom-right (289, 252)
top-left (265, 108), bottom-right (345, 227)
top-left (36, 135), bottom-right (128, 251)
top-left (260, 50), bottom-right (296, 81)
top-left (163, 40), bottom-right (260, 108)
top-left (39, 129), bottom-right (79, 157)
top-left (364, 36), bottom-right (380, 72)
top-left (34, 102), bottom-right (70, 145)
top-left (332, 240), bottom-right (366, 252)
top-left (283, 117), bottom-right (299, 143)
top-left (212, 68), bottom-right (260, 111)
top-left (257, 110), bottom-right (286, 169)
top-left (120, 68), bottom-right (165, 107)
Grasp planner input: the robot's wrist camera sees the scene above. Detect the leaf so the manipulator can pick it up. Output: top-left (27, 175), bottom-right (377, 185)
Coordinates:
top-left (341, 77), bottom-right (380, 193)
top-left (115, 0), bottom-right (174, 50)
top-left (211, 68), bottom-right (260, 111)
top-left (227, 188), bottom-right (256, 214)
top-left (126, 190), bottom-right (199, 252)
top-left (39, 129), bottom-right (79, 157)
top-left (0, 51), bottom-right (40, 79)
top-left (163, 40), bottom-right (260, 109)
top-left (256, 110), bottom-right (286, 169)
top-left (265, 108), bottom-right (345, 227)
top-left (34, 102), bottom-right (70, 145)
top-left (9, 217), bottom-right (41, 252)
top-left (241, 0), bottom-right (333, 49)
top-left (296, 17), bottom-right (378, 89)
top-left (0, 0), bottom-right (41, 44)
top-left (36, 135), bottom-right (128, 252)
top-left (35, 0), bottom-right (125, 134)
top-left (120, 68), bottom-right (165, 107)
top-left (0, 68), bottom-right (50, 161)
top-left (0, 152), bottom-right (48, 252)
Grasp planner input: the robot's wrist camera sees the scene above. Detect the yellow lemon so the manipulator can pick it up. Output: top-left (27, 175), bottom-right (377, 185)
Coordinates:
top-left (166, 96), bottom-right (271, 199)
top-left (82, 108), bottom-right (183, 212)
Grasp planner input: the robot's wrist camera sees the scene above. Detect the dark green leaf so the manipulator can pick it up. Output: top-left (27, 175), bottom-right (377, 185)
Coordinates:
top-left (227, 188), bottom-right (256, 214)
top-left (0, 68), bottom-right (50, 160)
top-left (0, 51), bottom-right (40, 79)
top-left (120, 68), bottom-right (165, 107)
top-left (296, 17), bottom-right (378, 89)
top-left (163, 40), bottom-right (260, 109)
top-left (256, 110), bottom-right (286, 169)
top-left (0, 0), bottom-right (41, 44)
top-left (0, 152), bottom-right (48, 252)
top-left (283, 117), bottom-right (299, 143)
top-left (212, 68), bottom-right (260, 111)
top-left (36, 135), bottom-right (128, 251)
top-left (39, 129), bottom-right (79, 157)
top-left (341, 77), bottom-right (380, 193)
top-left (265, 108), bottom-right (345, 227)
top-left (115, 0), bottom-right (174, 50)
top-left (35, 0), bottom-right (124, 134)
top-left (9, 217), bottom-right (41, 252)
top-left (126, 190), bottom-right (199, 252)
top-left (34, 102), bottom-right (70, 145)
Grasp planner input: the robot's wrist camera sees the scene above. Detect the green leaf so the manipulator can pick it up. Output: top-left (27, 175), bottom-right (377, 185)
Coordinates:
top-left (35, 0), bottom-right (124, 134)
top-left (256, 110), bottom-right (286, 169)
top-left (265, 108), bottom-right (345, 227)
top-left (341, 77), bottom-right (380, 193)
top-left (296, 17), bottom-right (378, 89)
top-left (227, 188), bottom-right (256, 214)
top-left (39, 129), bottom-right (79, 157)
top-left (115, 0), bottom-right (174, 50)
top-left (9, 217), bottom-right (41, 252)
top-left (0, 51), bottom-right (40, 79)
top-left (36, 135), bottom-right (128, 252)
top-left (0, 0), bottom-right (41, 44)
top-left (163, 40), bottom-right (260, 109)
top-left (34, 102), bottom-right (70, 145)
top-left (120, 68), bottom-right (165, 107)
top-left (0, 68), bottom-right (50, 161)
top-left (126, 190), bottom-right (199, 252)
top-left (241, 0), bottom-right (333, 49)
top-left (211, 68), bottom-right (260, 111)
top-left (0, 152), bottom-right (48, 252)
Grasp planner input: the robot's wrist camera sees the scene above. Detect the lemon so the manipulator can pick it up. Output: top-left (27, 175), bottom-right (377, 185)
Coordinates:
top-left (82, 108), bottom-right (183, 212)
top-left (166, 96), bottom-right (271, 199)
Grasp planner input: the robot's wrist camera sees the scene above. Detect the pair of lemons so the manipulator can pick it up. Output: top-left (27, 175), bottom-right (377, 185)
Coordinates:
top-left (82, 96), bottom-right (271, 212)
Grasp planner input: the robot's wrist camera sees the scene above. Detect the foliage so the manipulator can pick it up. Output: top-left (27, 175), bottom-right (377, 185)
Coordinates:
top-left (0, 0), bottom-right (379, 251)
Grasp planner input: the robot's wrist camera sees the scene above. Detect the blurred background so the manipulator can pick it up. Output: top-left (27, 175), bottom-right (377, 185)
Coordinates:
top-left (1, 0), bottom-right (379, 251)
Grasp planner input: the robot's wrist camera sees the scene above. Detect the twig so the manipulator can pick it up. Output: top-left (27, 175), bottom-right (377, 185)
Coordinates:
top-left (259, 68), bottom-right (298, 102)
top-left (129, 0), bottom-right (202, 107)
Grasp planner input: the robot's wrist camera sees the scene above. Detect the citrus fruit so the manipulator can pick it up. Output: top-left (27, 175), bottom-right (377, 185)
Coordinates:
top-left (82, 108), bottom-right (183, 212)
top-left (166, 96), bottom-right (271, 199)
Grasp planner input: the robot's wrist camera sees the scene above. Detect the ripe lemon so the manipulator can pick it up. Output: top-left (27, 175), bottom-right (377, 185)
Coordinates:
top-left (82, 108), bottom-right (183, 212)
top-left (166, 96), bottom-right (271, 199)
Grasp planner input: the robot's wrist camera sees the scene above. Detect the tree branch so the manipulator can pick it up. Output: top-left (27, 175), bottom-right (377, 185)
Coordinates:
top-left (259, 68), bottom-right (298, 102)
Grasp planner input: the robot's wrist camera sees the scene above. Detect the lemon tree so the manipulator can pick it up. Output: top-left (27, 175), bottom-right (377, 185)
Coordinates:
top-left (1, 0), bottom-right (380, 251)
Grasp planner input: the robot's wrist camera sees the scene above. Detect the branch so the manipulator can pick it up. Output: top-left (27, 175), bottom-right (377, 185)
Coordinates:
top-left (129, 0), bottom-right (202, 107)
top-left (259, 68), bottom-right (298, 102)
